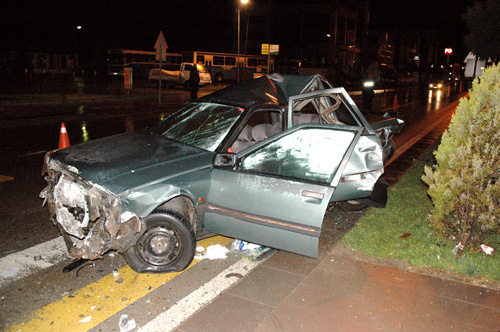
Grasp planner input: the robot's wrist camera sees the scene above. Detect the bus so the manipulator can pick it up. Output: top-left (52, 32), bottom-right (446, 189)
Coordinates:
top-left (107, 49), bottom-right (182, 78)
top-left (183, 51), bottom-right (274, 82)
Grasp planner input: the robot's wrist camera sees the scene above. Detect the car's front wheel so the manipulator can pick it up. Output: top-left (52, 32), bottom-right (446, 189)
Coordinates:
top-left (124, 209), bottom-right (196, 273)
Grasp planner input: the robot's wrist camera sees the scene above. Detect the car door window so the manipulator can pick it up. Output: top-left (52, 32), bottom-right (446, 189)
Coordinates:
top-left (230, 109), bottom-right (283, 153)
top-left (240, 127), bottom-right (356, 184)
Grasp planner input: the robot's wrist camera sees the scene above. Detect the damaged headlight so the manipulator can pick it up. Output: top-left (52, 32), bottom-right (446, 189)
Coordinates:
top-left (53, 174), bottom-right (91, 238)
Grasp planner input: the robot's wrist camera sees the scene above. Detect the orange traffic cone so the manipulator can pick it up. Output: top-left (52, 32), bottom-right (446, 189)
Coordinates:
top-left (58, 123), bottom-right (71, 149)
top-left (392, 94), bottom-right (399, 111)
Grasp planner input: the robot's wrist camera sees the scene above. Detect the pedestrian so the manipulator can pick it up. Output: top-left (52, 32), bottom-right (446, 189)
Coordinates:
top-left (189, 64), bottom-right (200, 100)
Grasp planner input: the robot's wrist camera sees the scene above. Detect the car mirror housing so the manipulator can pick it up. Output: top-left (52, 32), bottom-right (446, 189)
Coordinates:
top-left (213, 153), bottom-right (237, 168)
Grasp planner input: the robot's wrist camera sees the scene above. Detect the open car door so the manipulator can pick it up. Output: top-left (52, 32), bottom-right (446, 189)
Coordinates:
top-left (203, 124), bottom-right (363, 258)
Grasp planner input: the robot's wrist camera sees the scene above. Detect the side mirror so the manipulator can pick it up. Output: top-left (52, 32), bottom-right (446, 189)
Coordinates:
top-left (213, 153), bottom-right (237, 168)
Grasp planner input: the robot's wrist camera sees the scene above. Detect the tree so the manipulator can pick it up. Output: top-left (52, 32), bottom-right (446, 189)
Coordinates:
top-left (463, 0), bottom-right (500, 61)
top-left (422, 64), bottom-right (500, 253)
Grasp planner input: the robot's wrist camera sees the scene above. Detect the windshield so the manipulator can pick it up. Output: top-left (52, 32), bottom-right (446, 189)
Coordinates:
top-left (150, 102), bottom-right (243, 151)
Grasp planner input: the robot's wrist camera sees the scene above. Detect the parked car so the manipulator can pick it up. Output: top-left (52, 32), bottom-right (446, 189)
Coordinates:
top-left (148, 62), bottom-right (212, 88)
top-left (40, 74), bottom-right (403, 273)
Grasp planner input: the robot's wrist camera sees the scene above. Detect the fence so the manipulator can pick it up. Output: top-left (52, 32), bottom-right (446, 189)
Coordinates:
top-left (0, 75), bottom-right (153, 106)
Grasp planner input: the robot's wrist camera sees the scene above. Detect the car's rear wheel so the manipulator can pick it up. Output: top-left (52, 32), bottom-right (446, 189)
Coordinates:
top-left (337, 200), bottom-right (369, 211)
top-left (124, 209), bottom-right (195, 273)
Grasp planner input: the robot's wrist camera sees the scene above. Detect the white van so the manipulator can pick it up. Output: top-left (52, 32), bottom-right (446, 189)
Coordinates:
top-left (148, 62), bottom-right (212, 87)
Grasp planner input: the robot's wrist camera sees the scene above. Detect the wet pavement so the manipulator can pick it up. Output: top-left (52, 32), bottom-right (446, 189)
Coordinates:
top-left (171, 243), bottom-right (500, 332)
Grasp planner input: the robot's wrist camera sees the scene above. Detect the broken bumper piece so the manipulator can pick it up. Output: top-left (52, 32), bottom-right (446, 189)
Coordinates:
top-left (41, 160), bottom-right (143, 260)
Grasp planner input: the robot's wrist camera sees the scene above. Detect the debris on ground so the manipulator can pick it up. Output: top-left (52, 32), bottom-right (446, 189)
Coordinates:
top-left (481, 244), bottom-right (494, 255)
top-left (225, 272), bottom-right (243, 279)
top-left (194, 244), bottom-right (229, 260)
top-left (119, 314), bottom-right (136, 332)
top-left (231, 239), bottom-right (261, 251)
top-left (78, 316), bottom-right (92, 323)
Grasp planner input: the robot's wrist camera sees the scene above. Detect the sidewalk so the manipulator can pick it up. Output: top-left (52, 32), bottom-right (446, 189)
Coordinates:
top-left (174, 243), bottom-right (500, 332)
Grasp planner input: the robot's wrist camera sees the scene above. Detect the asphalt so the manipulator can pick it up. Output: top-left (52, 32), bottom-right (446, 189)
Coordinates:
top-left (173, 243), bottom-right (500, 332)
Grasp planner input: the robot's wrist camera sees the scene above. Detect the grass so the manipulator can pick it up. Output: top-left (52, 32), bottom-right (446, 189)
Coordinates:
top-left (343, 142), bottom-right (500, 283)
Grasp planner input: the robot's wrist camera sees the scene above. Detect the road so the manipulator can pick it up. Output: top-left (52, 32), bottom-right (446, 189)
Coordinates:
top-left (0, 84), bottom-right (465, 331)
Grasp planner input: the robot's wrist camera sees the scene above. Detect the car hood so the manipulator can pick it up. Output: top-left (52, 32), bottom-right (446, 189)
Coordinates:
top-left (49, 131), bottom-right (214, 194)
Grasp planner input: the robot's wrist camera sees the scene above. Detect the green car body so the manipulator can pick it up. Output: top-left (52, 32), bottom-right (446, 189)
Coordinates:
top-left (41, 74), bottom-right (403, 273)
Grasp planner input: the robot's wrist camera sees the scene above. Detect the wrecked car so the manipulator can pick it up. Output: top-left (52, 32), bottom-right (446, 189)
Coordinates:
top-left (40, 74), bottom-right (404, 273)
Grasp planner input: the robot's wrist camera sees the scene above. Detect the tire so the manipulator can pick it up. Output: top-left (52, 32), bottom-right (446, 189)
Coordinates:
top-left (124, 209), bottom-right (196, 273)
top-left (337, 200), bottom-right (369, 211)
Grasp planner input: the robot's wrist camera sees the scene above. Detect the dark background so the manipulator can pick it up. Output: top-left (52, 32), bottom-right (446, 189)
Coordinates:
top-left (1, 0), bottom-right (471, 54)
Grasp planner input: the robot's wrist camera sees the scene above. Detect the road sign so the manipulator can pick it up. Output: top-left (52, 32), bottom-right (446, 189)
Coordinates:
top-left (155, 31), bottom-right (168, 61)
top-left (270, 44), bottom-right (279, 55)
top-left (261, 43), bottom-right (269, 55)
top-left (444, 48), bottom-right (453, 55)
top-left (124, 67), bottom-right (133, 89)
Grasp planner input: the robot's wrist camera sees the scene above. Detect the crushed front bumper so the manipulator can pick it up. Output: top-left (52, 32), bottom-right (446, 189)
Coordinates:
top-left (41, 154), bottom-right (143, 260)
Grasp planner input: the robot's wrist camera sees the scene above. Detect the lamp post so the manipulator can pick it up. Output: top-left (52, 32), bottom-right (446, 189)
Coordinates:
top-left (72, 25), bottom-right (82, 76)
top-left (72, 25), bottom-right (82, 56)
top-left (237, 0), bottom-right (249, 82)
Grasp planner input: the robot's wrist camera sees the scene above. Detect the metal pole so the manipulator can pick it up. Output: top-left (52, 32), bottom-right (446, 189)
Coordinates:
top-left (267, 51), bottom-right (270, 74)
top-left (237, 7), bottom-right (241, 82)
top-left (159, 46), bottom-right (162, 105)
top-left (244, 16), bottom-right (248, 80)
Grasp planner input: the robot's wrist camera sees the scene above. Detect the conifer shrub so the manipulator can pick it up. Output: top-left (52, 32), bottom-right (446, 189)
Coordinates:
top-left (422, 64), bottom-right (500, 250)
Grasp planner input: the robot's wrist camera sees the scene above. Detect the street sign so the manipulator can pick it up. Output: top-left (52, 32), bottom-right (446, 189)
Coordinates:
top-left (444, 48), bottom-right (453, 55)
top-left (155, 31), bottom-right (168, 61)
top-left (124, 67), bottom-right (133, 89)
top-left (261, 43), bottom-right (269, 55)
top-left (270, 44), bottom-right (279, 55)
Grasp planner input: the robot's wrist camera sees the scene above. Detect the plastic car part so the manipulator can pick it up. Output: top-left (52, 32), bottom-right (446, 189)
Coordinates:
top-left (124, 209), bottom-right (196, 273)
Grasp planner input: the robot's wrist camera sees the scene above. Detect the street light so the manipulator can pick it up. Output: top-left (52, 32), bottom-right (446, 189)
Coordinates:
top-left (72, 26), bottom-right (82, 76)
top-left (73, 25), bottom-right (82, 55)
top-left (237, 0), bottom-right (249, 82)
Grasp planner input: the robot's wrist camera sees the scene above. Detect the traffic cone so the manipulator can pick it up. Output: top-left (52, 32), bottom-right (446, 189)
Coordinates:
top-left (392, 94), bottom-right (399, 111)
top-left (58, 123), bottom-right (71, 149)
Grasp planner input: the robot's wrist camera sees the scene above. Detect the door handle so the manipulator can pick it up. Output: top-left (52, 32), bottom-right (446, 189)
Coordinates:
top-left (302, 190), bottom-right (324, 204)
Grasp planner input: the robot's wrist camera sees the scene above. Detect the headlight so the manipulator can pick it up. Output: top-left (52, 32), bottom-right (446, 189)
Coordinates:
top-left (363, 80), bottom-right (374, 88)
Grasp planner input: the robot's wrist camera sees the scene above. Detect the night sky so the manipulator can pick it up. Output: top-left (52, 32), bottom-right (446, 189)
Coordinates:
top-left (1, 0), bottom-right (472, 57)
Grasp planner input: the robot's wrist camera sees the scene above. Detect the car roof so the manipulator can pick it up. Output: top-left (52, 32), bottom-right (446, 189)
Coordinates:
top-left (197, 74), bottom-right (333, 108)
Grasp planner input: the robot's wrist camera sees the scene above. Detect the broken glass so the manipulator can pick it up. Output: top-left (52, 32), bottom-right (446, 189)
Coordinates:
top-left (240, 128), bottom-right (355, 184)
top-left (150, 103), bottom-right (243, 151)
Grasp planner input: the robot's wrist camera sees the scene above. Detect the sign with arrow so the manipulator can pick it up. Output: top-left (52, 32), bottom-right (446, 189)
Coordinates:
top-left (155, 31), bottom-right (168, 61)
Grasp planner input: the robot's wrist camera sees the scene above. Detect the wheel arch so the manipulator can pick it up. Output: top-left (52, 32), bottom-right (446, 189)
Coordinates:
top-left (156, 195), bottom-right (197, 230)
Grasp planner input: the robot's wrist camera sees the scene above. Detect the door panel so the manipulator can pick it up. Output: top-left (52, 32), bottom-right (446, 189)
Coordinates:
top-left (204, 125), bottom-right (362, 257)
top-left (204, 171), bottom-right (333, 257)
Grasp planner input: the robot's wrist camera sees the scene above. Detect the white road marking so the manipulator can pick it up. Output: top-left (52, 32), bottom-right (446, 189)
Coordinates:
top-left (0, 236), bottom-right (68, 287)
top-left (138, 256), bottom-right (261, 332)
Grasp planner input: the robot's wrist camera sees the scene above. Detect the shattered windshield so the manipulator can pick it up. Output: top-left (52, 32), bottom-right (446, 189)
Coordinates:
top-left (150, 102), bottom-right (243, 151)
